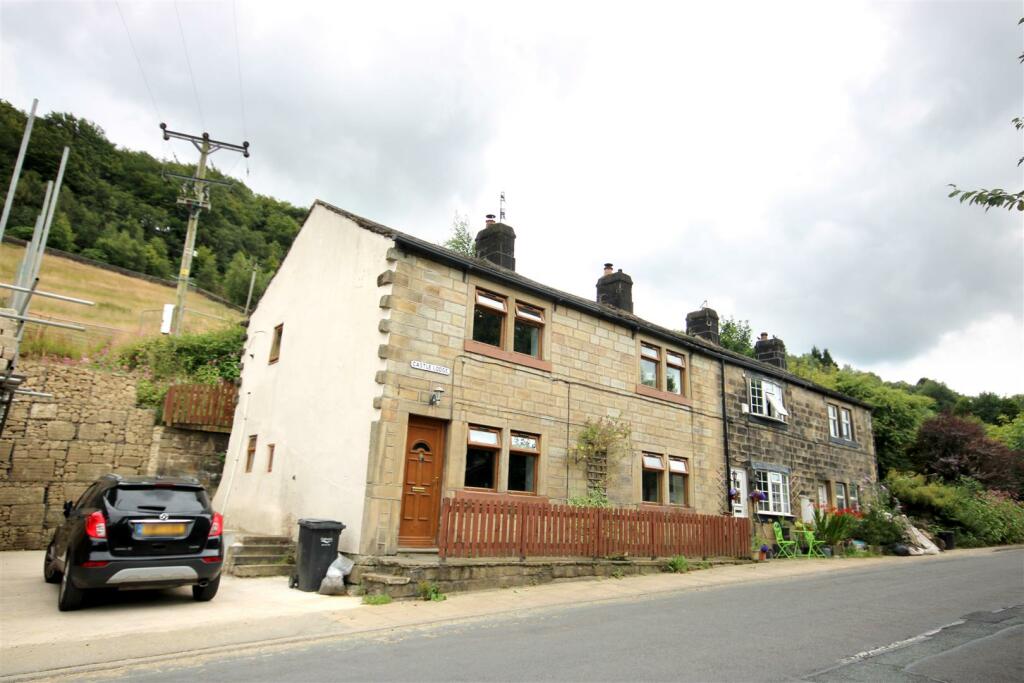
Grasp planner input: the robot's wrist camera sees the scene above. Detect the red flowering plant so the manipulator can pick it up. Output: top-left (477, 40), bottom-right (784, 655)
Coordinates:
top-left (812, 504), bottom-right (861, 548)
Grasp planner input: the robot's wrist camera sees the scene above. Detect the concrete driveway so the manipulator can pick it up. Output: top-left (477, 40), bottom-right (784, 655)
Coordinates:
top-left (0, 550), bottom-right (360, 678)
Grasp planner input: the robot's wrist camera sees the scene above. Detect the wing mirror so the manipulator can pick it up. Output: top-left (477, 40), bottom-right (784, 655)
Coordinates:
top-left (63, 501), bottom-right (73, 517)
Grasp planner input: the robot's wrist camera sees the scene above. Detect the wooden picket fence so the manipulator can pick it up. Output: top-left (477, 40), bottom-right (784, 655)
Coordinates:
top-left (162, 383), bottom-right (237, 432)
top-left (437, 497), bottom-right (751, 560)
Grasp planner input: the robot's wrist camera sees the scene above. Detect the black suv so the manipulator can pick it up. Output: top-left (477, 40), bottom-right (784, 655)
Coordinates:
top-left (43, 474), bottom-right (224, 611)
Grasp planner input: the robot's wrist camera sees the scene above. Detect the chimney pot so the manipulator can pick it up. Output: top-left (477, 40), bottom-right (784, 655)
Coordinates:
top-left (603, 263), bottom-right (613, 275)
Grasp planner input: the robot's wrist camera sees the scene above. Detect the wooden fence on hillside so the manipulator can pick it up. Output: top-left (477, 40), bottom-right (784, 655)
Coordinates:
top-left (163, 383), bottom-right (237, 432)
top-left (437, 497), bottom-right (751, 560)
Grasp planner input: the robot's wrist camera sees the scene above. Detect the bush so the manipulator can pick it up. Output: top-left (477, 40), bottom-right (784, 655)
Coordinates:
top-left (887, 472), bottom-right (1024, 547)
top-left (812, 507), bottom-right (861, 547)
top-left (853, 506), bottom-right (905, 546)
top-left (117, 326), bottom-right (244, 383)
top-left (417, 581), bottom-right (446, 602)
top-left (666, 555), bottom-right (689, 573)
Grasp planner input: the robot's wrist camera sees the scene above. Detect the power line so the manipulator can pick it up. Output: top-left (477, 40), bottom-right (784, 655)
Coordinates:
top-left (173, 0), bottom-right (206, 130)
top-left (114, 0), bottom-right (162, 122)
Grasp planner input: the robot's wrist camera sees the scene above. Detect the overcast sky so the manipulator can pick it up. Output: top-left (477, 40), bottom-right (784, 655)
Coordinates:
top-left (2, 0), bottom-right (1021, 396)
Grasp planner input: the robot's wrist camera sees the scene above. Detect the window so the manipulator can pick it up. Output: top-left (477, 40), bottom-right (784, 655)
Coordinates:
top-left (828, 405), bottom-right (840, 438)
top-left (754, 469), bottom-right (791, 515)
top-left (666, 353), bottom-right (685, 395)
top-left (817, 482), bottom-right (831, 509)
top-left (267, 444), bottom-right (275, 473)
top-left (642, 453), bottom-right (664, 503)
top-left (835, 482), bottom-right (847, 510)
top-left (640, 343), bottom-right (660, 388)
top-left (508, 432), bottom-right (539, 493)
top-left (269, 324), bottom-right (283, 363)
top-left (848, 483), bottom-right (860, 511)
top-left (668, 457), bottom-right (688, 506)
top-left (465, 426), bottom-right (499, 489)
top-left (840, 408), bottom-right (853, 440)
top-left (749, 378), bottom-right (788, 420)
top-left (638, 343), bottom-right (688, 398)
top-left (472, 290), bottom-right (506, 347)
top-left (245, 435), bottom-right (257, 473)
top-left (513, 303), bottom-right (543, 357)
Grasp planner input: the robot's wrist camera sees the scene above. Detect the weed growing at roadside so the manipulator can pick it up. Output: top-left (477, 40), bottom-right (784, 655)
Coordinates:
top-left (418, 581), bottom-right (447, 601)
top-left (362, 594), bottom-right (392, 605)
top-left (666, 555), bottom-right (689, 573)
top-left (610, 568), bottom-right (625, 579)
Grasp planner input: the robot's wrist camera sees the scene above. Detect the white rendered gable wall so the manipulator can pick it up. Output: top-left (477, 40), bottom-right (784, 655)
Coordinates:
top-left (213, 205), bottom-right (392, 553)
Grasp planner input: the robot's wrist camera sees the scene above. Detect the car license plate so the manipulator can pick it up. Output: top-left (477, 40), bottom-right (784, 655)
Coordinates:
top-left (137, 523), bottom-right (187, 537)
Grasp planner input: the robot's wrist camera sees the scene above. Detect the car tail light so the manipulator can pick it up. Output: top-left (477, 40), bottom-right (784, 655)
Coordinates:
top-left (201, 556), bottom-right (222, 564)
top-left (82, 561), bottom-right (109, 568)
top-left (208, 512), bottom-right (223, 538)
top-left (85, 511), bottom-right (107, 539)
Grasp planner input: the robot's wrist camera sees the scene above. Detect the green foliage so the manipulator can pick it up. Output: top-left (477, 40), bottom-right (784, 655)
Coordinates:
top-left (954, 392), bottom-right (1023, 426)
top-left (908, 413), bottom-right (1022, 495)
top-left (853, 505), bottom-right (905, 546)
top-left (610, 568), bottom-right (625, 579)
top-left (362, 594), bottom-right (392, 605)
top-left (442, 212), bottom-right (475, 256)
top-left (886, 472), bottom-right (1024, 547)
top-left (116, 327), bottom-right (244, 407)
top-left (718, 316), bottom-right (755, 357)
top-left (665, 555), bottom-right (689, 573)
top-left (988, 414), bottom-right (1024, 451)
top-left (573, 417), bottom-right (631, 496)
top-left (0, 100), bottom-right (304, 299)
top-left (812, 507), bottom-right (859, 547)
top-left (417, 581), bottom-right (447, 601)
top-left (567, 490), bottom-right (611, 508)
top-left (223, 251), bottom-right (272, 306)
top-left (913, 378), bottom-right (960, 414)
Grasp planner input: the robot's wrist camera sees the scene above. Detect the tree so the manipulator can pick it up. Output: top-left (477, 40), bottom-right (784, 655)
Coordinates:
top-left (719, 316), bottom-right (754, 357)
top-left (909, 413), bottom-right (1022, 495)
top-left (913, 377), bottom-right (961, 413)
top-left (947, 19), bottom-right (1024, 211)
top-left (821, 348), bottom-right (837, 369)
top-left (192, 245), bottom-right (221, 293)
top-left (987, 414), bottom-right (1024, 452)
top-left (48, 212), bottom-right (75, 251)
top-left (442, 212), bottom-right (475, 256)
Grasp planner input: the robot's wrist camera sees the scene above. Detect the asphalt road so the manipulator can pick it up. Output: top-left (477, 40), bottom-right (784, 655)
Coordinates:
top-left (106, 549), bottom-right (1023, 682)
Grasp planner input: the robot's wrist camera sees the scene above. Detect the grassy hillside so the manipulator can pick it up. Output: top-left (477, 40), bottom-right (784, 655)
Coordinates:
top-left (0, 243), bottom-right (242, 358)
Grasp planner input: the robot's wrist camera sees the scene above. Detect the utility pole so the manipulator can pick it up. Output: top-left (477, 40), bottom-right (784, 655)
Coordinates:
top-left (243, 262), bottom-right (258, 316)
top-left (160, 123), bottom-right (249, 335)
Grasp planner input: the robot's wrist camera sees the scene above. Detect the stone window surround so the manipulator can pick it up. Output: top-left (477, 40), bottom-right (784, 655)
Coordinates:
top-left (635, 336), bottom-right (692, 407)
top-left (827, 400), bottom-right (859, 447)
top-left (463, 281), bottom-right (553, 372)
top-left (635, 450), bottom-right (694, 510)
top-left (450, 418), bottom-right (550, 499)
top-left (752, 466), bottom-right (793, 517)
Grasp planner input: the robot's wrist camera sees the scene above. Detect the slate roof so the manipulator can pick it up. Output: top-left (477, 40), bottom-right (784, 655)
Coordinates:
top-left (310, 199), bottom-right (872, 409)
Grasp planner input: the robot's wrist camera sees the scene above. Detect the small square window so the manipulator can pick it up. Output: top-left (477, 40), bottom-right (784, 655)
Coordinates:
top-left (267, 444), bottom-right (275, 473)
top-left (640, 344), bottom-right (660, 388)
top-left (473, 290), bottom-right (506, 348)
top-left (669, 457), bottom-right (688, 506)
top-left (642, 452), bottom-right (664, 503)
top-left (465, 448), bottom-right (496, 489)
top-left (840, 408), bottom-right (853, 440)
top-left (828, 405), bottom-right (839, 438)
top-left (269, 324), bottom-right (283, 364)
top-left (509, 431), bottom-right (540, 494)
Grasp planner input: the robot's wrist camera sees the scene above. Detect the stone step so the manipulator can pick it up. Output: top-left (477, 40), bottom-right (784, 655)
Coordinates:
top-left (232, 563), bottom-right (295, 578)
top-left (237, 535), bottom-right (293, 545)
top-left (232, 554), bottom-right (291, 566)
top-left (233, 544), bottom-right (296, 556)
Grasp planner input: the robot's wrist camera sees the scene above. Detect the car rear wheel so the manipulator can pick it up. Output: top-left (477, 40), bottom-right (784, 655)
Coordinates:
top-left (43, 542), bottom-right (61, 584)
top-left (57, 551), bottom-right (85, 611)
top-left (192, 574), bottom-right (220, 602)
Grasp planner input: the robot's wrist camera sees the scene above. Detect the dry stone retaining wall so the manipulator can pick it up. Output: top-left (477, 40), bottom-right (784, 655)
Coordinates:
top-left (0, 359), bottom-right (228, 550)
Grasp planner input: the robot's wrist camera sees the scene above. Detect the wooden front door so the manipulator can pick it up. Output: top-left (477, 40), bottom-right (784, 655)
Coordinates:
top-left (398, 416), bottom-right (447, 547)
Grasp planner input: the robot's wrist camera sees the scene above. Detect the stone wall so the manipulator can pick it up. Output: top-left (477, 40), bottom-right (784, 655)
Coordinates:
top-left (0, 360), bottom-right (228, 550)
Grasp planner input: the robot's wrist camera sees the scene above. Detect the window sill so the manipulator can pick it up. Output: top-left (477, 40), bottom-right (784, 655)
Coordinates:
top-left (753, 511), bottom-right (794, 518)
top-left (464, 340), bottom-right (553, 372)
top-left (829, 436), bottom-right (860, 448)
top-left (748, 413), bottom-right (787, 428)
top-left (635, 383), bottom-right (692, 406)
top-left (454, 489), bottom-right (549, 504)
top-left (268, 358), bottom-right (279, 365)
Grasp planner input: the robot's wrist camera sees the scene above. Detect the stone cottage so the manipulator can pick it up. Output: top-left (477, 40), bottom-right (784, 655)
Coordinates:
top-left (212, 201), bottom-right (876, 556)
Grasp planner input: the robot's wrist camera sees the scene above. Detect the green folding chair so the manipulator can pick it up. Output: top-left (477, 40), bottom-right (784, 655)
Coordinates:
top-left (802, 528), bottom-right (827, 558)
top-left (772, 522), bottom-right (798, 558)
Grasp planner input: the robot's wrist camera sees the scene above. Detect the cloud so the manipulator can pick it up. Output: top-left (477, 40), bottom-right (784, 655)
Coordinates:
top-left (2, 0), bottom-right (1021, 394)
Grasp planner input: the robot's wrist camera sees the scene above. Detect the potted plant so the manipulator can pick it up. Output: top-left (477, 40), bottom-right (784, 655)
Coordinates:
top-left (759, 544), bottom-right (770, 561)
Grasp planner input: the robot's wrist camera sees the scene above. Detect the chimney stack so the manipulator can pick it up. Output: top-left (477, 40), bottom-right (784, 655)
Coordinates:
top-left (754, 332), bottom-right (787, 369)
top-left (475, 214), bottom-right (516, 270)
top-left (596, 264), bottom-right (634, 313)
top-left (686, 307), bottom-right (720, 345)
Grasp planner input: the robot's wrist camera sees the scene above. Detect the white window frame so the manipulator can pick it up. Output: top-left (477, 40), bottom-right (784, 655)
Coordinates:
top-left (827, 404), bottom-right (840, 438)
top-left (840, 408), bottom-right (853, 440)
top-left (848, 483), bottom-right (860, 511)
top-left (754, 469), bottom-right (791, 516)
top-left (749, 378), bottom-right (787, 421)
